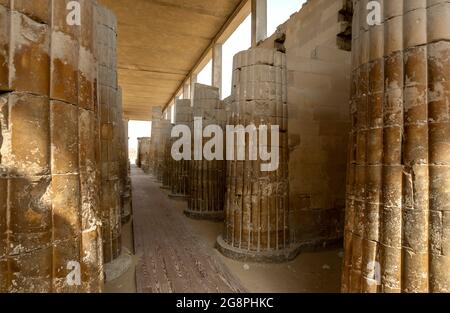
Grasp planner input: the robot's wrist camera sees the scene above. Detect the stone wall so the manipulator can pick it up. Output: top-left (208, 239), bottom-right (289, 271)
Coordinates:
top-left (259, 0), bottom-right (351, 249)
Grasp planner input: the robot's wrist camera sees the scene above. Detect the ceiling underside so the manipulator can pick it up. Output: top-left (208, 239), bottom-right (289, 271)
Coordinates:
top-left (99, 0), bottom-right (244, 121)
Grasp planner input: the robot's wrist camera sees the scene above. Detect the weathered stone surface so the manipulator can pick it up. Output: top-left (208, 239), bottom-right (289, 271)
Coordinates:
top-left (0, 5), bottom-right (9, 90)
top-left (148, 116), bottom-right (171, 180)
top-left (95, 3), bottom-right (125, 265)
top-left (10, 11), bottom-right (50, 95)
top-left (1, 93), bottom-right (50, 177)
top-left (342, 0), bottom-right (450, 293)
top-left (257, 0), bottom-right (351, 253)
top-left (50, 100), bottom-right (79, 174)
top-left (0, 1), bottom-right (122, 293)
top-left (217, 48), bottom-right (290, 261)
top-left (10, 0), bottom-right (51, 24)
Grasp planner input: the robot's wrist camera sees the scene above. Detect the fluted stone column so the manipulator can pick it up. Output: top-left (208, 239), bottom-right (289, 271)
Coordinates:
top-left (0, 0), bottom-right (104, 292)
top-left (95, 3), bottom-right (123, 264)
top-left (185, 84), bottom-right (227, 221)
top-left (216, 48), bottom-right (291, 262)
top-left (169, 99), bottom-right (193, 199)
top-left (342, 0), bottom-right (450, 293)
top-left (150, 111), bottom-right (171, 182)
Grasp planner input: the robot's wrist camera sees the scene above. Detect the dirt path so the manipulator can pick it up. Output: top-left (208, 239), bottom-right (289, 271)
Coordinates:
top-left (131, 166), bottom-right (245, 293)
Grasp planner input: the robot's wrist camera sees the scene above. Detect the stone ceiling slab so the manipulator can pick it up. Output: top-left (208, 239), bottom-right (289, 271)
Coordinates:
top-left (99, 0), bottom-right (244, 120)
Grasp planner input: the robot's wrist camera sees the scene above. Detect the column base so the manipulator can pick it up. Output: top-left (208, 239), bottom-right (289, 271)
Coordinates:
top-left (168, 193), bottom-right (188, 201)
top-left (104, 248), bottom-right (133, 282)
top-left (216, 235), bottom-right (343, 263)
top-left (183, 209), bottom-right (224, 222)
top-left (215, 235), bottom-right (300, 263)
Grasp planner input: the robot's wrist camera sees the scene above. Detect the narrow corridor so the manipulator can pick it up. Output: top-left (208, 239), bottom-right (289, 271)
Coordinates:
top-left (131, 166), bottom-right (246, 293)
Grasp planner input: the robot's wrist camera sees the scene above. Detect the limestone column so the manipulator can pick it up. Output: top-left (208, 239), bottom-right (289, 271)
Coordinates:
top-left (251, 0), bottom-right (267, 47)
top-left (186, 84), bottom-right (227, 221)
top-left (95, 3), bottom-right (122, 264)
top-left (342, 0), bottom-right (450, 293)
top-left (183, 80), bottom-right (191, 100)
top-left (161, 123), bottom-right (173, 189)
top-left (169, 99), bottom-right (193, 199)
top-left (139, 137), bottom-right (150, 173)
top-left (149, 107), bottom-right (171, 182)
top-left (0, 0), bottom-right (103, 292)
top-left (113, 87), bottom-right (130, 224)
top-left (213, 43), bottom-right (223, 98)
top-left (121, 118), bottom-right (132, 223)
top-left (216, 48), bottom-right (291, 262)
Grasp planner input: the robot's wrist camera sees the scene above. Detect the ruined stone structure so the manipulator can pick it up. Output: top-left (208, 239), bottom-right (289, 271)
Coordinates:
top-left (0, 0), bottom-right (105, 292)
top-left (216, 49), bottom-right (291, 261)
top-left (1, 0), bottom-right (448, 295)
top-left (169, 99), bottom-right (193, 198)
top-left (258, 0), bottom-right (351, 254)
top-left (95, 3), bottom-right (124, 264)
top-left (186, 84), bottom-right (227, 221)
top-left (342, 0), bottom-right (450, 293)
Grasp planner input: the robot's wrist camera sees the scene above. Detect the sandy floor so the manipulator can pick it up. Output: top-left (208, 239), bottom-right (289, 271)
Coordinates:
top-left (105, 166), bottom-right (343, 293)
top-left (104, 220), bottom-right (138, 293)
top-left (185, 214), bottom-right (343, 293)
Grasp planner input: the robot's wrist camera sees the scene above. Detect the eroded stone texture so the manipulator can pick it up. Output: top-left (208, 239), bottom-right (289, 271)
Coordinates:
top-left (0, 93), bottom-right (102, 293)
top-left (342, 0), bottom-right (450, 293)
top-left (0, 1), bottom-right (108, 293)
top-left (78, 0), bottom-right (96, 111)
top-left (10, 10), bottom-right (50, 95)
top-left (1, 93), bottom-right (50, 177)
top-left (9, 0), bottom-right (51, 24)
top-left (50, 30), bottom-right (79, 105)
top-left (217, 48), bottom-right (291, 261)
